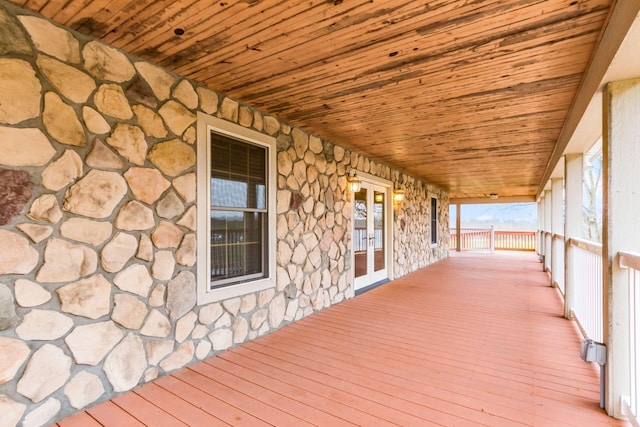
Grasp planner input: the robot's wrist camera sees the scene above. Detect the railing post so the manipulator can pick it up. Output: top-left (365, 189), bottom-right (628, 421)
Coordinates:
top-left (456, 203), bottom-right (461, 252)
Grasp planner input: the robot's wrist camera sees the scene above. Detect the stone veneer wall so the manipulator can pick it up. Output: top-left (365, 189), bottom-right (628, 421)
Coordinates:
top-left (0, 2), bottom-right (449, 425)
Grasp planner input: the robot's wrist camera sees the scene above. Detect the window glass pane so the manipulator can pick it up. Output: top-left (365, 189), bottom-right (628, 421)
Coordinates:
top-left (210, 211), bottom-right (266, 282)
top-left (211, 133), bottom-right (266, 210)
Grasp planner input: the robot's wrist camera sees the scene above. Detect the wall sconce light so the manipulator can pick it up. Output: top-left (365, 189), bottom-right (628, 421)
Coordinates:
top-left (393, 188), bottom-right (405, 202)
top-left (347, 171), bottom-right (361, 192)
top-left (489, 193), bottom-right (499, 200)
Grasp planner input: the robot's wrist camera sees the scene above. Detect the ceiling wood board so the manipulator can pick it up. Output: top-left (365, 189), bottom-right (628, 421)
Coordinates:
top-left (10, 0), bottom-right (614, 199)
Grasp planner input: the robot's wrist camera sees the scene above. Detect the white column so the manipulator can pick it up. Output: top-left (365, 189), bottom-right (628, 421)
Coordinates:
top-left (564, 154), bottom-right (583, 319)
top-left (544, 189), bottom-right (553, 273)
top-left (603, 77), bottom-right (640, 418)
top-left (538, 196), bottom-right (544, 257)
top-left (551, 178), bottom-right (564, 290)
top-left (456, 203), bottom-right (461, 252)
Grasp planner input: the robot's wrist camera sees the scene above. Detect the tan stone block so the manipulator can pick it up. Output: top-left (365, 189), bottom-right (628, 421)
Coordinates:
top-left (166, 271), bottom-right (196, 321)
top-left (105, 123), bottom-right (147, 165)
top-left (83, 107), bottom-right (111, 135)
top-left (0, 395), bottom-right (26, 427)
top-left (151, 221), bottom-right (183, 249)
top-left (253, 111), bottom-right (263, 131)
top-left (135, 62), bottom-right (175, 101)
top-left (172, 173), bottom-right (195, 203)
top-left (148, 139), bottom-right (195, 177)
top-left (114, 264), bottom-right (153, 297)
top-left (132, 104), bottom-right (167, 138)
top-left (115, 200), bottom-right (155, 231)
top-left (65, 320), bottom-right (124, 365)
top-left (136, 233), bottom-right (154, 262)
top-left (149, 284), bottom-right (166, 307)
top-left (156, 190), bottom-right (184, 220)
top-left (222, 297), bottom-right (241, 316)
top-left (43, 91), bottom-right (85, 146)
top-left (233, 316), bottom-right (248, 344)
top-left (22, 397), bottom-right (60, 427)
top-left (0, 127), bottom-right (55, 167)
top-left (0, 337), bottom-right (30, 384)
top-left (94, 83), bottom-right (133, 120)
top-left (83, 40), bottom-right (134, 82)
top-left (183, 126), bottom-right (196, 144)
top-left (140, 309), bottom-right (171, 338)
top-left (41, 150), bottom-right (83, 191)
top-left (0, 5), bottom-right (31, 55)
top-left (0, 58), bottom-right (41, 125)
top-left (101, 232), bottom-right (138, 273)
top-left (240, 294), bottom-right (256, 314)
top-left (64, 371), bottom-right (104, 410)
top-left (292, 128), bottom-right (309, 159)
top-left (57, 274), bottom-right (111, 319)
top-left (14, 279), bottom-right (51, 308)
top-left (125, 167), bottom-right (170, 205)
top-left (16, 223), bottom-right (51, 244)
top-left (86, 139), bottom-right (123, 170)
top-left (151, 251), bottom-right (175, 281)
top-left (250, 309), bottom-right (268, 330)
top-left (195, 340), bottom-right (212, 360)
top-left (17, 344), bottom-right (71, 402)
top-left (264, 116), bottom-right (280, 135)
top-left (192, 324), bottom-right (208, 340)
top-left (37, 238), bottom-right (97, 283)
top-left (172, 79), bottom-right (198, 109)
top-left (198, 303), bottom-right (222, 325)
top-left (15, 309), bottom-right (73, 340)
top-left (60, 217), bottom-right (112, 246)
top-left (176, 205), bottom-right (196, 232)
top-left (208, 328), bottom-right (232, 351)
top-left (197, 86), bottom-right (218, 114)
top-left (37, 55), bottom-right (95, 103)
top-left (158, 100), bottom-right (196, 137)
top-left (104, 333), bottom-right (146, 392)
top-left (215, 313), bottom-right (231, 328)
top-left (27, 194), bottom-right (62, 224)
top-left (112, 293), bottom-right (148, 330)
top-left (175, 311), bottom-right (197, 342)
top-left (176, 233), bottom-right (196, 266)
top-left (19, 16), bottom-right (79, 63)
top-left (239, 106), bottom-right (253, 127)
top-left (0, 230), bottom-right (38, 274)
top-left (159, 341), bottom-right (194, 372)
top-left (63, 169), bottom-right (127, 218)
top-left (219, 97), bottom-right (238, 122)
top-left (146, 340), bottom-right (174, 366)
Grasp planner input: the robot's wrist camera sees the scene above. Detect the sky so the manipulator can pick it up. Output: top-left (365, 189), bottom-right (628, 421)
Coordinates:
top-left (449, 203), bottom-right (538, 231)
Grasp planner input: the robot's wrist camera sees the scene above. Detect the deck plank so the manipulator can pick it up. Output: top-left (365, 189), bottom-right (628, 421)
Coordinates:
top-left (57, 252), bottom-right (629, 427)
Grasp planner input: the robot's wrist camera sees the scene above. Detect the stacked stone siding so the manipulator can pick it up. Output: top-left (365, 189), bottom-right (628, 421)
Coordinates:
top-left (0, 2), bottom-right (448, 425)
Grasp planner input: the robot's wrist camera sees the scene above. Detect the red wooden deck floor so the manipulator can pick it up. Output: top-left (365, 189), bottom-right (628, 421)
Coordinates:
top-left (56, 252), bottom-right (629, 426)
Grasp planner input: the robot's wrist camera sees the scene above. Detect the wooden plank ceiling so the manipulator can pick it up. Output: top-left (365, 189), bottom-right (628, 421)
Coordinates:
top-left (11, 0), bottom-right (614, 199)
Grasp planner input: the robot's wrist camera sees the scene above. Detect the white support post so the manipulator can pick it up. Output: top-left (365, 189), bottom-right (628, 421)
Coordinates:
top-left (603, 77), bottom-right (640, 418)
top-left (537, 197), bottom-right (543, 257)
top-left (564, 153), bottom-right (583, 319)
top-left (551, 177), bottom-right (564, 289)
top-left (456, 203), bottom-right (461, 252)
top-left (544, 189), bottom-right (553, 273)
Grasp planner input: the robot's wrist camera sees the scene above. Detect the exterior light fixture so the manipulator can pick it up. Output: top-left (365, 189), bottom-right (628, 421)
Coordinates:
top-left (489, 193), bottom-right (499, 199)
top-left (347, 171), bottom-right (361, 192)
top-left (394, 188), bottom-right (405, 202)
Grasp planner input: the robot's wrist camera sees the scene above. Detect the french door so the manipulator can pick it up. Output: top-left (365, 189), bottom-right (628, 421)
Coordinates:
top-left (353, 181), bottom-right (389, 291)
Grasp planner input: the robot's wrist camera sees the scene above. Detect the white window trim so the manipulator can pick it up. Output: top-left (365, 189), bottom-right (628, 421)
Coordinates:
top-left (196, 112), bottom-right (277, 304)
top-left (429, 193), bottom-right (439, 248)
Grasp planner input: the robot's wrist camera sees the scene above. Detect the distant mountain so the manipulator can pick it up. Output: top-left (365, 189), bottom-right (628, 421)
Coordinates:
top-left (450, 203), bottom-right (537, 231)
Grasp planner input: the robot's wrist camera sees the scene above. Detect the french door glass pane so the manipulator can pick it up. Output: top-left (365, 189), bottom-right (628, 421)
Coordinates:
top-left (354, 188), bottom-right (367, 278)
top-left (374, 190), bottom-right (385, 272)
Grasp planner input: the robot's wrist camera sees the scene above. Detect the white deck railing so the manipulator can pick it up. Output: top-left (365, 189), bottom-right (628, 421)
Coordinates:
top-left (620, 252), bottom-right (640, 426)
top-left (449, 228), bottom-right (536, 252)
top-left (568, 238), bottom-right (603, 343)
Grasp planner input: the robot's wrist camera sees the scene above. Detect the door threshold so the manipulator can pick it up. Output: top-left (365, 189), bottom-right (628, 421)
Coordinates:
top-left (355, 278), bottom-right (390, 296)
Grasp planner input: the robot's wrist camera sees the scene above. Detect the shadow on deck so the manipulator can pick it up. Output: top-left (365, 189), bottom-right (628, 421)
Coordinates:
top-left (56, 252), bottom-right (628, 426)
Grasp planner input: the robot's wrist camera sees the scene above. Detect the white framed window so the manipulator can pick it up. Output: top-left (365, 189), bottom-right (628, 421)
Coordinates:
top-left (430, 195), bottom-right (438, 247)
top-left (196, 112), bottom-right (277, 304)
